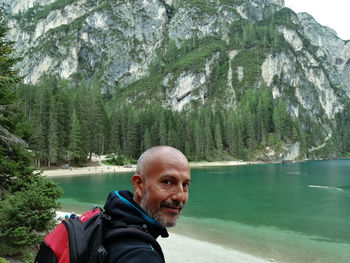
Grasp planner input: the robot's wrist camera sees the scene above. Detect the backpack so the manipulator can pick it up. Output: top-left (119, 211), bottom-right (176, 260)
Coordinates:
top-left (34, 206), bottom-right (164, 263)
top-left (35, 206), bottom-right (107, 263)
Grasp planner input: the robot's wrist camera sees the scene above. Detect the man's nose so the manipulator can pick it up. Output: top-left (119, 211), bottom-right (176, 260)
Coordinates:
top-left (171, 184), bottom-right (188, 202)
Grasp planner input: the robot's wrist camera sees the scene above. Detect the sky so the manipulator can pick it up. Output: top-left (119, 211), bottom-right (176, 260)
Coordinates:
top-left (284, 0), bottom-right (350, 40)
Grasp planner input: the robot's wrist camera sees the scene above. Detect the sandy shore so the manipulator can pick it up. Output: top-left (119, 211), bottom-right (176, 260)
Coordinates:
top-left (37, 156), bottom-right (261, 177)
top-left (55, 211), bottom-right (271, 263)
top-left (37, 165), bottom-right (136, 177)
top-left (159, 232), bottom-right (272, 263)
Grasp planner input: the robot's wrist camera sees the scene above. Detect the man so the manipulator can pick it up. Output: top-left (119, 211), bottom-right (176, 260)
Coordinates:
top-left (103, 146), bottom-right (191, 262)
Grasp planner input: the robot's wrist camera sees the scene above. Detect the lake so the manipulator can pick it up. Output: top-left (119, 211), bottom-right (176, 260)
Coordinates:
top-left (52, 159), bottom-right (350, 262)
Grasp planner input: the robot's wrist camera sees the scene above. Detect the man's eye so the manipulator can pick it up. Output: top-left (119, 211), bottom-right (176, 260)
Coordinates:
top-left (183, 183), bottom-right (190, 188)
top-left (163, 180), bottom-right (171, 185)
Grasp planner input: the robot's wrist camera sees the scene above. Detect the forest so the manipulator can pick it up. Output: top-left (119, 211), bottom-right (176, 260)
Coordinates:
top-left (18, 75), bottom-right (301, 166)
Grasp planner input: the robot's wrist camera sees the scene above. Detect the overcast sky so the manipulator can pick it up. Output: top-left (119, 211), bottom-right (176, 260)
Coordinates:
top-left (284, 0), bottom-right (350, 40)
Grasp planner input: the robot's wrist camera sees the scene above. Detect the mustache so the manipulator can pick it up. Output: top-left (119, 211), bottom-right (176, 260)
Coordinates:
top-left (161, 200), bottom-right (184, 209)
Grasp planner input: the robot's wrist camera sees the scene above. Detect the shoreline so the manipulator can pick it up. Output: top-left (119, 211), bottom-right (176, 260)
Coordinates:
top-left (38, 158), bottom-right (266, 177)
top-left (55, 211), bottom-right (271, 263)
top-left (38, 158), bottom-right (346, 177)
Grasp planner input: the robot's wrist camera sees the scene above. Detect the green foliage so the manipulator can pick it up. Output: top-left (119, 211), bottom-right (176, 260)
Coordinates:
top-left (263, 8), bottom-right (298, 31)
top-left (0, 258), bottom-right (9, 263)
top-left (0, 175), bottom-right (62, 256)
top-left (104, 152), bottom-right (128, 166)
top-left (103, 88), bottom-right (295, 161)
top-left (168, 37), bottom-right (225, 74)
top-left (20, 76), bottom-right (305, 163)
top-left (12, 0), bottom-right (76, 31)
top-left (18, 76), bottom-right (110, 166)
top-left (180, 0), bottom-right (217, 14)
top-left (273, 100), bottom-right (294, 141)
top-left (335, 100), bottom-right (350, 155)
top-left (67, 111), bottom-right (85, 165)
top-left (0, 10), bottom-right (63, 258)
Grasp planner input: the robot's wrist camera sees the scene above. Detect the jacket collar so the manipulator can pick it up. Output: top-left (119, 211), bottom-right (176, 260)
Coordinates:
top-left (104, 190), bottom-right (169, 238)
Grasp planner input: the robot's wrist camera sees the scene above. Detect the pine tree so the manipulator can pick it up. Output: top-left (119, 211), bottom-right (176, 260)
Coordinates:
top-left (214, 123), bottom-right (223, 153)
top-left (125, 110), bottom-right (139, 158)
top-left (159, 110), bottom-right (167, 145)
top-left (223, 111), bottom-right (235, 155)
top-left (68, 111), bottom-right (85, 165)
top-left (0, 10), bottom-right (62, 258)
top-left (74, 83), bottom-right (91, 161)
top-left (273, 100), bottom-right (293, 141)
top-left (193, 119), bottom-right (202, 159)
top-left (109, 110), bottom-right (121, 153)
top-left (143, 128), bottom-right (152, 152)
top-left (257, 89), bottom-right (273, 144)
top-left (202, 109), bottom-right (213, 160)
top-left (41, 84), bottom-right (58, 167)
top-left (55, 79), bottom-right (73, 162)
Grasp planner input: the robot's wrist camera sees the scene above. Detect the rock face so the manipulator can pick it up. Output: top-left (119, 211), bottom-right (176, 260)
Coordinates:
top-left (297, 12), bottom-right (350, 98)
top-left (6, 0), bottom-right (168, 86)
top-left (4, 0), bottom-right (286, 86)
top-left (4, 0), bottom-right (350, 159)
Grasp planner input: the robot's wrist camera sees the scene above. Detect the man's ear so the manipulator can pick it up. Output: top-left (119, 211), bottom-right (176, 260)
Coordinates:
top-left (131, 174), bottom-right (144, 203)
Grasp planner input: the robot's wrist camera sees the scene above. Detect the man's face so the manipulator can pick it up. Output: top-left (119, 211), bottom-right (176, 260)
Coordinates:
top-left (136, 151), bottom-right (191, 228)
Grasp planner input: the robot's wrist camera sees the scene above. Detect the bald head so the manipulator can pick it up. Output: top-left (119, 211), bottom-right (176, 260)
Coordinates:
top-left (136, 146), bottom-right (188, 177)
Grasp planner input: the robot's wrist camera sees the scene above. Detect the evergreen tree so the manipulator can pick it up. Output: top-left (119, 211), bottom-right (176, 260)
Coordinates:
top-left (74, 83), bottom-right (90, 161)
top-left (55, 80), bottom-right (73, 162)
top-left (68, 111), bottom-right (85, 165)
top-left (120, 106), bottom-right (129, 151)
top-left (193, 119), bottom-right (202, 159)
top-left (159, 110), bottom-right (167, 145)
top-left (202, 108), bottom-right (213, 160)
top-left (0, 10), bottom-right (62, 258)
top-left (235, 112), bottom-right (245, 158)
top-left (87, 81), bottom-right (106, 156)
top-left (109, 110), bottom-right (121, 153)
top-left (143, 128), bottom-right (152, 152)
top-left (214, 123), bottom-right (223, 153)
top-left (31, 86), bottom-right (45, 166)
top-left (223, 111), bottom-right (235, 155)
top-left (125, 110), bottom-right (138, 158)
top-left (257, 88), bottom-right (273, 144)
top-left (273, 100), bottom-right (293, 141)
top-left (41, 84), bottom-right (58, 167)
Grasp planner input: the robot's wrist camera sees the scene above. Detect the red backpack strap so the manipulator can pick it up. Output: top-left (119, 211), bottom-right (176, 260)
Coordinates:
top-left (44, 223), bottom-right (70, 263)
top-left (78, 206), bottom-right (101, 222)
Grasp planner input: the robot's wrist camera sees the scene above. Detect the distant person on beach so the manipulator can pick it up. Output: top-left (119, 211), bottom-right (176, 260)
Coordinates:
top-left (103, 146), bottom-right (191, 263)
top-left (70, 212), bottom-right (77, 219)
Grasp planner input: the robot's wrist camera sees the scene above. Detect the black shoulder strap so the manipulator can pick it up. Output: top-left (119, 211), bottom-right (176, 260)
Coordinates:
top-left (63, 218), bottom-right (87, 263)
top-left (34, 241), bottom-right (58, 263)
top-left (63, 213), bottom-right (107, 263)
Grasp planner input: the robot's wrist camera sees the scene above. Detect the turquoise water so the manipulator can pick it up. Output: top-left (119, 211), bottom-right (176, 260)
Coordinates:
top-left (53, 160), bottom-right (350, 262)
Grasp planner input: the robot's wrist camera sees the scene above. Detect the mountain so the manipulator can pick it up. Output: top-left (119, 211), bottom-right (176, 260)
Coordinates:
top-left (4, 0), bottom-right (350, 161)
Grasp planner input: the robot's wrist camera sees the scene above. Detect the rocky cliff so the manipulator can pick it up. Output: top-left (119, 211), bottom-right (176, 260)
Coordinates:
top-left (4, 0), bottom-right (350, 160)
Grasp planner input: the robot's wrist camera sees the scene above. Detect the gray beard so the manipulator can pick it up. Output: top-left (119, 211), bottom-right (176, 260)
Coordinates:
top-left (139, 191), bottom-right (178, 228)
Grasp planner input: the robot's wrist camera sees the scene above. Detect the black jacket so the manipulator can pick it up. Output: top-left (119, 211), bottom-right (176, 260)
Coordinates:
top-left (103, 190), bottom-right (169, 263)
